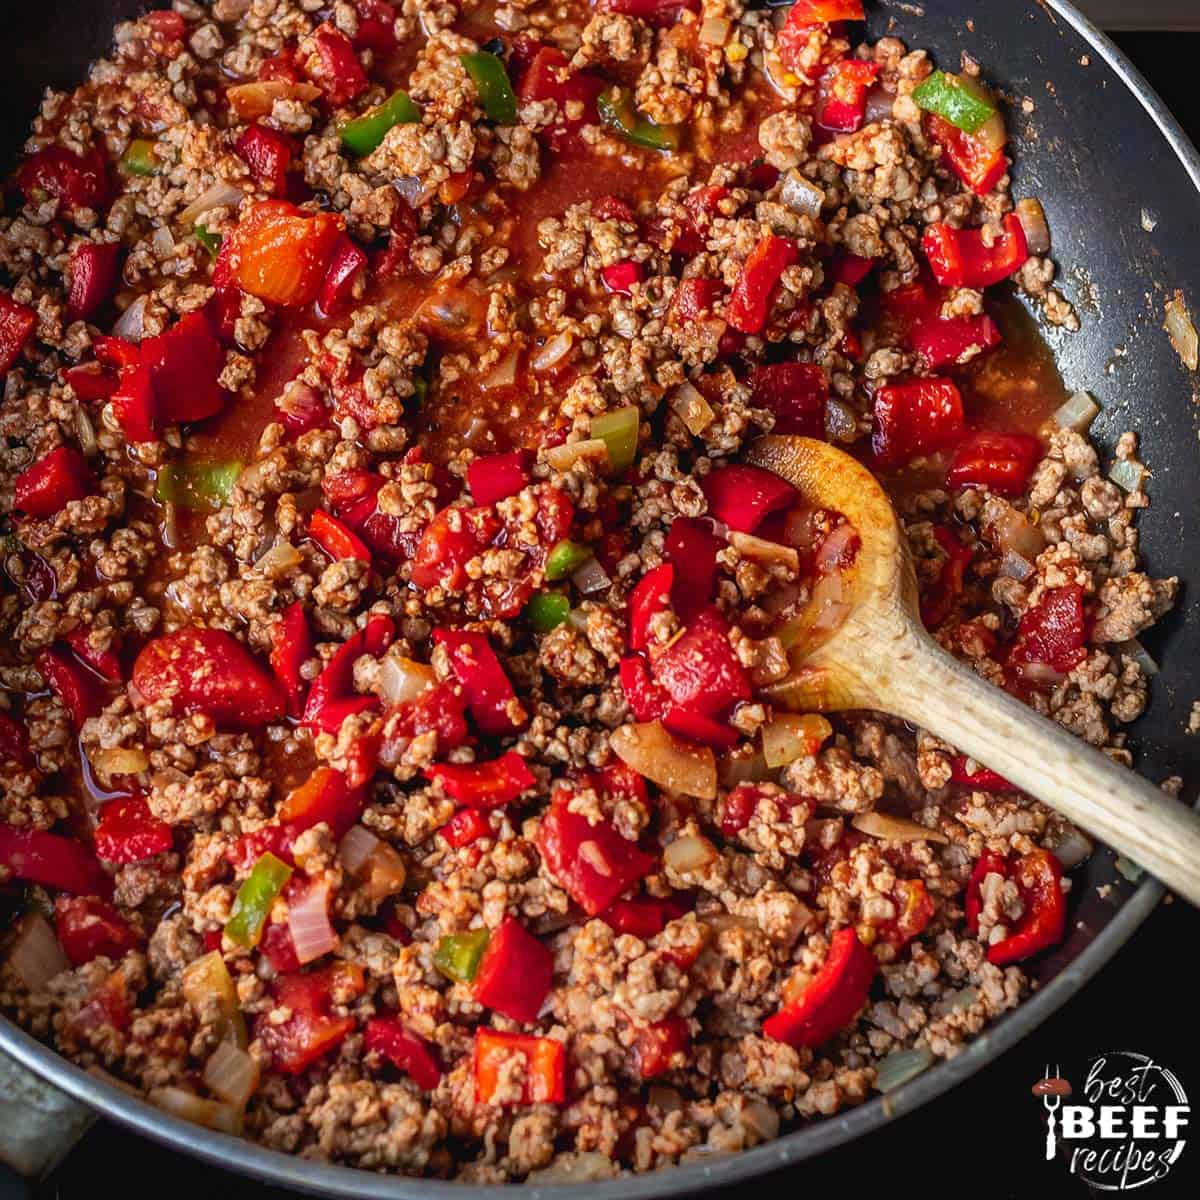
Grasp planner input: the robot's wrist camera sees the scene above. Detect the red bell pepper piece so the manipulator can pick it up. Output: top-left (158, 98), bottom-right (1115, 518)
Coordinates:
top-left (919, 524), bottom-right (974, 629)
top-left (132, 627), bottom-right (287, 730)
top-left (600, 894), bottom-right (688, 939)
top-left (410, 505), bottom-right (501, 591)
top-left (226, 200), bottom-right (343, 308)
top-left (424, 751), bottom-right (535, 809)
top-left (829, 251), bottom-right (877, 287)
top-left (270, 601), bottom-right (314, 717)
top-left (619, 654), bottom-right (670, 722)
top-left (986, 850), bottom-right (1066, 965)
top-left (949, 756), bottom-right (1019, 792)
top-left (317, 233), bottom-right (368, 317)
top-left (38, 645), bottom-right (106, 729)
top-left (64, 627), bottom-right (122, 683)
top-left (468, 451), bottom-right (530, 507)
top-left (664, 517), bottom-right (721, 622)
top-left (0, 713), bottom-right (32, 766)
top-left (601, 260), bottom-right (644, 295)
top-left (384, 682), bottom-right (469, 756)
top-left (303, 24), bottom-right (368, 106)
top-left (441, 807), bottom-right (492, 848)
top-left (256, 961), bottom-right (365, 1074)
top-left (726, 235), bottom-right (798, 334)
top-left (926, 114), bottom-right (1008, 196)
top-left (432, 628), bottom-right (526, 736)
top-left (537, 789), bottom-right (655, 916)
top-left (310, 508), bottom-right (371, 562)
top-left (365, 1017), bottom-right (442, 1090)
top-left (945, 430), bottom-right (1042, 496)
top-left (720, 783), bottom-right (761, 836)
top-left (277, 766), bottom-right (363, 840)
top-left (16, 145), bottom-right (110, 214)
top-left (763, 927), bottom-right (876, 1048)
top-left (1007, 584), bottom-right (1088, 676)
top-left (110, 361), bottom-right (157, 443)
top-left (672, 278), bottom-right (725, 320)
top-left (54, 895), bottom-right (140, 966)
top-left (140, 310), bottom-right (229, 426)
top-left (631, 1013), bottom-right (690, 1078)
top-left (964, 849), bottom-right (1008, 934)
top-left (302, 616), bottom-right (393, 730)
top-left (145, 9), bottom-right (186, 40)
top-left (234, 123), bottom-right (293, 197)
top-left (628, 563), bottom-right (675, 653)
top-left (472, 917), bottom-right (554, 1023)
top-left (474, 1028), bottom-right (565, 1105)
top-left (61, 363), bottom-right (120, 402)
top-left (65, 241), bottom-right (121, 323)
top-left (14, 446), bottom-right (94, 517)
top-left (517, 47), bottom-right (603, 148)
top-left (651, 608), bottom-right (751, 716)
top-left (923, 214), bottom-right (1029, 290)
top-left (701, 463), bottom-right (796, 534)
top-left (818, 59), bottom-right (880, 133)
top-left (872, 378), bottom-right (964, 467)
top-left (0, 826), bottom-right (112, 897)
top-left (94, 796), bottom-right (173, 864)
top-left (352, 0), bottom-right (398, 53)
top-left (663, 706), bottom-right (739, 750)
top-left (749, 362), bottom-right (828, 438)
top-left (783, 0), bottom-right (864, 21)
top-left (910, 310), bottom-right (1001, 369)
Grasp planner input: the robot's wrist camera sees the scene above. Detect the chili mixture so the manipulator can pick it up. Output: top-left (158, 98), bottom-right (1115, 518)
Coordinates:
top-left (0, 0), bottom-right (1179, 1182)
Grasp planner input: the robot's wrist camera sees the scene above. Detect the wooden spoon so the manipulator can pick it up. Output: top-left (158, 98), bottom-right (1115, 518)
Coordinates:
top-left (747, 434), bottom-right (1200, 907)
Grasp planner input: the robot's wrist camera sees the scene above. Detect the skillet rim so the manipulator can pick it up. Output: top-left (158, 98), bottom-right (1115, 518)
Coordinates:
top-left (0, 0), bottom-right (1190, 1194)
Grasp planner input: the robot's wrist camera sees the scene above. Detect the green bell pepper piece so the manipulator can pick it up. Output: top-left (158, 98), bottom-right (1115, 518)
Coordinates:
top-left (194, 223), bottom-right (222, 258)
top-left (340, 90), bottom-right (421, 157)
top-left (912, 71), bottom-right (998, 135)
top-left (460, 52), bottom-right (518, 125)
top-left (526, 592), bottom-right (571, 633)
top-left (121, 139), bottom-right (160, 177)
top-left (225, 852), bottom-right (293, 948)
top-left (156, 460), bottom-right (243, 510)
top-left (545, 539), bottom-right (593, 582)
top-left (590, 405), bottom-right (639, 474)
top-left (433, 928), bottom-right (490, 983)
top-left (597, 87), bottom-right (680, 153)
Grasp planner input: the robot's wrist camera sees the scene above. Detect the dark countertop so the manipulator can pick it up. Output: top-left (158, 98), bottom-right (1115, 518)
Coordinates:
top-left (29, 30), bottom-right (1200, 1200)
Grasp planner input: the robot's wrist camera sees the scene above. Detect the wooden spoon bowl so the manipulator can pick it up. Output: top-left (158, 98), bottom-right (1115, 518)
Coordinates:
top-left (747, 434), bottom-right (1200, 906)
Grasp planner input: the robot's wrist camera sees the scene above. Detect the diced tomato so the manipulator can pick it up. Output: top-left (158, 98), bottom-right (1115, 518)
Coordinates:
top-left (235, 123), bottom-right (293, 196)
top-left (663, 707), bottom-right (739, 750)
top-left (537, 788), bottom-right (655, 916)
top-left (631, 1013), bottom-right (690, 1078)
top-left (140, 310), bottom-right (229, 425)
top-left (226, 200), bottom-right (343, 307)
top-left (74, 968), bottom-right (132, 1034)
top-left (672, 278), bottom-right (725, 321)
top-left (828, 251), bottom-right (877, 287)
top-left (922, 214), bottom-right (1029, 290)
top-left (0, 713), bottom-right (32, 766)
top-left (472, 917), bottom-right (554, 1023)
top-left (619, 654), bottom-right (670, 722)
top-left (258, 917), bottom-right (301, 973)
top-left (94, 795), bottom-right (173, 864)
top-left (872, 378), bottom-right (964, 467)
top-left (441, 807), bottom-right (492, 848)
top-left (701, 463), bottom-right (796, 534)
top-left (784, 0), bottom-right (864, 21)
top-left (432, 628), bottom-right (526, 736)
top-left (228, 822), bottom-right (297, 874)
top-left (277, 766), bottom-right (363, 840)
top-left (384, 681), bottom-right (469, 757)
top-left (650, 608), bottom-right (749, 716)
top-left (317, 233), bottom-right (368, 317)
top-left (16, 145), bottom-right (110, 214)
top-left (61, 363), bottom-right (119, 402)
top-left (627, 563), bottom-right (675, 653)
top-left (270, 601), bottom-right (314, 717)
top-left (302, 615), bottom-right (393, 732)
top-left (256, 961), bottom-right (365, 1074)
top-left (14, 446), bottom-right (94, 517)
top-left (468, 451), bottom-right (530, 507)
top-left (132, 627), bottom-right (286, 730)
top-left (1007, 584), bottom-right (1088, 676)
top-left (474, 1028), bottom-right (565, 1105)
top-left (763, 927), bottom-right (876, 1048)
top-left (818, 59), bottom-right (880, 133)
top-left (600, 893), bottom-right (689, 939)
top-left (310, 508), bottom-right (371, 562)
top-left (517, 48), bottom-right (603, 148)
top-left (720, 783), bottom-right (761, 837)
top-left (909, 310), bottom-right (1002, 369)
top-left (425, 751), bottom-right (535, 810)
top-left (410, 504), bottom-right (501, 591)
top-left (750, 362), bottom-right (828, 438)
top-left (726, 235), bottom-right (799, 334)
top-left (38, 645), bottom-right (106, 729)
top-left (302, 24), bottom-right (368, 106)
top-left (949, 756), bottom-right (1019, 792)
top-left (64, 627), bottom-right (122, 683)
top-left (664, 517), bottom-right (721, 622)
top-left (365, 1017), bottom-right (442, 1089)
top-left (144, 9), bottom-right (186, 40)
top-left (878, 879), bottom-right (935, 948)
top-left (920, 525), bottom-right (974, 629)
top-left (0, 826), bottom-right (112, 897)
top-left (926, 114), bottom-right (1008, 196)
top-left (55, 896), bottom-right (140, 966)
top-left (65, 241), bottom-right (121, 323)
top-left (110, 362), bottom-right (157, 442)
top-left (945, 430), bottom-right (1042, 496)
top-left (601, 260), bottom-right (645, 296)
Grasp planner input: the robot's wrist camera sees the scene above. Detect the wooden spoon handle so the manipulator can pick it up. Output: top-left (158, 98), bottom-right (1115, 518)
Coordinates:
top-left (879, 627), bottom-right (1200, 907)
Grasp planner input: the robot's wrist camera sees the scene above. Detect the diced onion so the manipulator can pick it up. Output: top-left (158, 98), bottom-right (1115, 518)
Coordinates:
top-left (987, 506), bottom-right (1045, 560)
top-left (1015, 198), bottom-right (1051, 255)
top-left (863, 85), bottom-right (895, 124)
top-left (933, 986), bottom-right (979, 1017)
top-left (1164, 292), bottom-right (1199, 371)
top-left (973, 111), bottom-right (1007, 153)
top-left (338, 824), bottom-right (381, 875)
top-left (572, 556), bottom-right (611, 595)
top-left (728, 531), bottom-right (799, 571)
top-left (481, 350), bottom-right (519, 390)
top-left (531, 331), bottom-right (575, 373)
top-left (545, 437), bottom-right (608, 472)
top-left (90, 746), bottom-right (150, 778)
top-left (1016, 661), bottom-right (1066, 686)
top-left (671, 382), bottom-right (715, 435)
top-left (762, 712), bottom-right (832, 768)
top-left (112, 294), bottom-right (148, 343)
top-left (6, 913), bottom-right (68, 991)
top-left (699, 16), bottom-right (730, 45)
top-left (780, 171), bottom-right (825, 217)
top-left (149, 1087), bottom-right (243, 1135)
top-left (815, 524), bottom-right (858, 573)
top-left (150, 225), bottom-right (175, 258)
top-left (225, 80), bottom-right (321, 121)
top-left (611, 721), bottom-right (717, 800)
top-left (361, 842), bottom-right (407, 901)
top-left (528, 1153), bottom-right (615, 1184)
top-left (824, 397), bottom-right (857, 442)
top-left (1115, 637), bottom-right (1158, 677)
top-left (287, 881), bottom-right (337, 965)
top-left (203, 1039), bottom-right (260, 1109)
top-left (1052, 390), bottom-right (1100, 433)
top-left (852, 812), bottom-right (948, 845)
top-left (718, 748), bottom-right (770, 787)
top-left (999, 550), bottom-right (1034, 581)
top-left (75, 407), bottom-right (99, 457)
top-left (1046, 824), bottom-right (1093, 870)
top-left (1109, 458), bottom-right (1147, 493)
top-left (739, 1100), bottom-right (780, 1141)
top-left (253, 539), bottom-right (302, 579)
top-left (876, 1046), bottom-right (935, 1093)
top-left (1114, 855), bottom-right (1145, 883)
top-left (663, 833), bottom-right (719, 873)
top-left (178, 180), bottom-right (245, 227)
top-left (378, 656), bottom-right (436, 706)
top-left (647, 1085), bottom-right (683, 1113)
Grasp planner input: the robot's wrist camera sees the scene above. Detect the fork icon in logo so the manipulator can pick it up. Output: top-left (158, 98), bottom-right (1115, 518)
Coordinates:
top-left (1032, 1064), bottom-right (1073, 1161)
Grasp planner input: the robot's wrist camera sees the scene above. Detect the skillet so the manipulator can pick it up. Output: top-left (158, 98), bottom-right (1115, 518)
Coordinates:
top-left (0, 0), bottom-right (1197, 1194)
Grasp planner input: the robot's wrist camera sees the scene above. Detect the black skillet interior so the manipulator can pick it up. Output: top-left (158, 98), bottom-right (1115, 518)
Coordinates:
top-left (0, 0), bottom-right (1196, 1070)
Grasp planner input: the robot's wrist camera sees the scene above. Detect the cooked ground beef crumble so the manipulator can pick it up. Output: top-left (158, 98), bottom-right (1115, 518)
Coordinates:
top-left (0, 0), bottom-right (1179, 1183)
